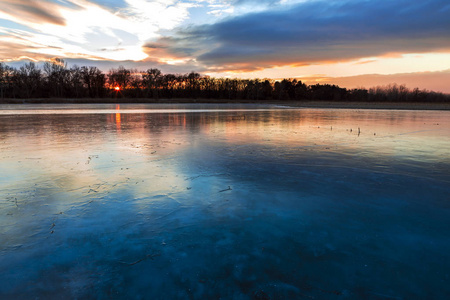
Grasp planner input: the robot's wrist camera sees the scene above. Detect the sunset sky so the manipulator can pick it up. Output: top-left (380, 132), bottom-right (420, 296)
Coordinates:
top-left (0, 0), bottom-right (449, 92)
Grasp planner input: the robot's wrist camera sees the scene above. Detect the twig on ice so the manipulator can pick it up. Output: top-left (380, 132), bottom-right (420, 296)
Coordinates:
top-left (219, 186), bottom-right (232, 193)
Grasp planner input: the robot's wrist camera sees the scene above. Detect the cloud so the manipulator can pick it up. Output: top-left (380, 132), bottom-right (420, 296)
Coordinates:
top-left (0, 0), bottom-right (66, 26)
top-left (0, 0), bottom-right (194, 62)
top-left (300, 69), bottom-right (450, 94)
top-left (0, 27), bottom-right (69, 61)
top-left (2, 0), bottom-right (449, 78)
top-left (161, 0), bottom-right (450, 71)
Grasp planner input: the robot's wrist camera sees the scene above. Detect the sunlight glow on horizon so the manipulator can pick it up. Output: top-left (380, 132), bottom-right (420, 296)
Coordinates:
top-left (0, 0), bottom-right (449, 92)
top-left (205, 52), bottom-right (450, 79)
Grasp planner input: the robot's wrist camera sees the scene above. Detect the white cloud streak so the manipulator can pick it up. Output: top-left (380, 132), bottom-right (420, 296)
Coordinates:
top-left (0, 0), bottom-right (195, 61)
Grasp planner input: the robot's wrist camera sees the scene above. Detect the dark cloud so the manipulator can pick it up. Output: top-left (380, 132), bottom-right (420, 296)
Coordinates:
top-left (0, 0), bottom-right (66, 25)
top-left (142, 36), bottom-right (207, 61)
top-left (160, 0), bottom-right (450, 70)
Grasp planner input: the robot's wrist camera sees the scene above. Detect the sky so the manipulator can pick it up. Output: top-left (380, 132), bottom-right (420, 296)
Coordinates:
top-left (0, 0), bottom-right (449, 92)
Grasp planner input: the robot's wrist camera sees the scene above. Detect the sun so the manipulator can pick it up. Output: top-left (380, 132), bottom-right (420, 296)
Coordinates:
top-left (114, 86), bottom-right (121, 91)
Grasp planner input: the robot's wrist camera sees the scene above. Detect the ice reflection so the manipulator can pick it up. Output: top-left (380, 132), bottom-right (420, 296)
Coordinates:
top-left (0, 104), bottom-right (449, 299)
top-left (115, 104), bottom-right (121, 131)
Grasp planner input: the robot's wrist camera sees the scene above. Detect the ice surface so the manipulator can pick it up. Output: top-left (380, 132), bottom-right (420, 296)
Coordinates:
top-left (0, 104), bottom-right (449, 299)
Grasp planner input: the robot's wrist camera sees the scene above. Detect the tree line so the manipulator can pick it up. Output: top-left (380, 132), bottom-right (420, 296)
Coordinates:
top-left (0, 60), bottom-right (448, 103)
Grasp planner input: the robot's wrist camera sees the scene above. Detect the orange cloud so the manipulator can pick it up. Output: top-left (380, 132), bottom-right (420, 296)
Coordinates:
top-left (0, 0), bottom-right (66, 26)
top-left (298, 70), bottom-right (450, 94)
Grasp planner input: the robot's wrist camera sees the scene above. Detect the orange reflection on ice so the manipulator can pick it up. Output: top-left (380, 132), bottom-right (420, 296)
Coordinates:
top-left (115, 104), bottom-right (121, 131)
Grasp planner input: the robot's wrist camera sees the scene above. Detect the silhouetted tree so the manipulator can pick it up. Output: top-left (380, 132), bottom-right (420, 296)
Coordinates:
top-left (108, 66), bottom-right (131, 91)
top-left (12, 62), bottom-right (42, 98)
top-left (81, 66), bottom-right (105, 98)
top-left (0, 63), bottom-right (14, 98)
top-left (43, 58), bottom-right (70, 98)
top-left (142, 68), bottom-right (162, 98)
top-left (127, 69), bottom-right (143, 98)
top-left (259, 80), bottom-right (273, 100)
top-left (0, 61), bottom-right (448, 103)
top-left (68, 65), bottom-right (84, 98)
top-left (294, 80), bottom-right (308, 100)
top-left (349, 88), bottom-right (369, 101)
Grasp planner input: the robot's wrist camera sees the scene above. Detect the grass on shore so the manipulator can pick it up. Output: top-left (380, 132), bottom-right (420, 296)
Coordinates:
top-left (1, 98), bottom-right (450, 110)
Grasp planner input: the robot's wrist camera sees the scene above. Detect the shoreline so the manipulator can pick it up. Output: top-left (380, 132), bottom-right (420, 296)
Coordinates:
top-left (276, 100), bottom-right (450, 110)
top-left (1, 98), bottom-right (449, 110)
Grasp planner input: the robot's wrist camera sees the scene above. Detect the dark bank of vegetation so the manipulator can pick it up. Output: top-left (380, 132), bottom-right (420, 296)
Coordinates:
top-left (1, 60), bottom-right (449, 103)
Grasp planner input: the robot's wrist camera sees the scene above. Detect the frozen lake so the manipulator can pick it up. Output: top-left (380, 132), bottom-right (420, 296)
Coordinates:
top-left (1, 104), bottom-right (449, 299)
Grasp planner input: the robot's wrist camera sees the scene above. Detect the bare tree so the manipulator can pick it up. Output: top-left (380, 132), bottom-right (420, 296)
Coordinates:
top-left (108, 66), bottom-right (131, 90)
top-left (81, 66), bottom-right (105, 98)
top-left (142, 68), bottom-right (162, 98)
top-left (68, 65), bottom-right (84, 98)
top-left (43, 58), bottom-right (69, 97)
top-left (0, 63), bottom-right (14, 98)
top-left (13, 62), bottom-right (42, 98)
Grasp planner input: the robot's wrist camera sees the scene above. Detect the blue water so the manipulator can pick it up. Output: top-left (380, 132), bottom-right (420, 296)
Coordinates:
top-left (1, 104), bottom-right (449, 299)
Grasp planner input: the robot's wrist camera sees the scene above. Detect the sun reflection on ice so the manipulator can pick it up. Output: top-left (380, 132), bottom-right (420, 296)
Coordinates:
top-left (115, 104), bottom-right (121, 131)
